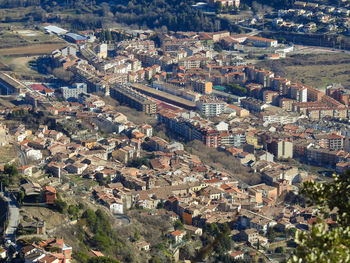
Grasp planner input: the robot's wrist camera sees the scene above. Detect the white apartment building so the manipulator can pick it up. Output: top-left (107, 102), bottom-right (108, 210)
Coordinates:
top-left (196, 96), bottom-right (227, 116)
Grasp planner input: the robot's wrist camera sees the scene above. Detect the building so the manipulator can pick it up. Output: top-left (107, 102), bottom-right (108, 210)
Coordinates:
top-left (268, 140), bottom-right (293, 159)
top-left (44, 25), bottom-right (67, 35)
top-left (61, 83), bottom-right (87, 100)
top-left (65, 32), bottom-right (87, 44)
top-left (240, 228), bottom-right (259, 245)
top-left (246, 36), bottom-right (278, 48)
top-left (0, 72), bottom-right (27, 96)
top-left (210, 0), bottom-right (240, 8)
top-left (196, 96), bottom-right (227, 116)
top-left (326, 85), bottom-right (350, 106)
top-left (96, 43), bottom-right (108, 59)
top-left (111, 84), bottom-right (157, 114)
top-left (241, 98), bottom-right (268, 112)
top-left (188, 79), bottom-right (213, 94)
top-left (43, 186), bottom-right (57, 205)
top-left (170, 230), bottom-right (185, 243)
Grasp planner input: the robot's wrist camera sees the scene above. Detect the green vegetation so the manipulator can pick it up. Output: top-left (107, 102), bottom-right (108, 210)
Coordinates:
top-left (196, 223), bottom-right (232, 261)
top-left (242, 0), bottom-right (294, 9)
top-left (174, 219), bottom-right (184, 230)
top-left (73, 209), bottom-right (133, 262)
top-left (226, 83), bottom-right (248, 97)
top-left (54, 197), bottom-right (68, 213)
top-left (96, 30), bottom-right (132, 42)
top-left (0, 0), bottom-right (243, 32)
top-left (0, 163), bottom-right (20, 187)
top-left (289, 171), bottom-right (350, 262)
top-left (127, 157), bottom-right (150, 168)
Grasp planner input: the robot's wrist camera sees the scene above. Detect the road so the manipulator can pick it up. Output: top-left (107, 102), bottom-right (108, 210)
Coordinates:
top-left (114, 214), bottom-right (130, 226)
top-left (0, 192), bottom-right (19, 242)
top-left (16, 145), bottom-right (28, 166)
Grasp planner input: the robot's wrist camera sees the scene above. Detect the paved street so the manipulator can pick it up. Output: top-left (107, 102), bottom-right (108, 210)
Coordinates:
top-left (1, 193), bottom-right (19, 242)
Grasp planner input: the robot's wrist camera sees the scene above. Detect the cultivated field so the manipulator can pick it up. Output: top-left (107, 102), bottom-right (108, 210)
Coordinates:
top-left (258, 53), bottom-right (350, 90)
top-left (0, 27), bottom-right (67, 78)
top-left (0, 43), bottom-right (67, 56)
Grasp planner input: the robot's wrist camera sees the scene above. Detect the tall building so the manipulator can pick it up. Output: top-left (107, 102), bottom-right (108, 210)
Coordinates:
top-left (196, 96), bottom-right (227, 117)
top-left (188, 79), bottom-right (213, 94)
top-left (268, 140), bottom-right (293, 159)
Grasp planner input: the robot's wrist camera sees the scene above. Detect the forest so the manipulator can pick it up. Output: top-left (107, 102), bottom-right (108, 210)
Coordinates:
top-left (0, 0), bottom-right (296, 31)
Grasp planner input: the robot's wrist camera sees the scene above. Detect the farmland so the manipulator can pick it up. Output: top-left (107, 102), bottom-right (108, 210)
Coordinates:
top-left (0, 27), bottom-right (66, 79)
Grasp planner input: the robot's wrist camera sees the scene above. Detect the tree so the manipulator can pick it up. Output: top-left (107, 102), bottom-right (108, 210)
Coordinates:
top-left (214, 42), bottom-right (223, 53)
top-left (275, 246), bottom-right (284, 253)
top-left (4, 164), bottom-right (18, 176)
top-left (174, 219), bottom-right (184, 230)
top-left (226, 83), bottom-right (248, 96)
top-left (289, 171), bottom-right (350, 262)
top-left (18, 191), bottom-right (25, 204)
top-left (55, 198), bottom-right (68, 213)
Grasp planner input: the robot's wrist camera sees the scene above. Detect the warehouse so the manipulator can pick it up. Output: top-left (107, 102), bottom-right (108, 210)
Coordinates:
top-left (65, 33), bottom-right (88, 44)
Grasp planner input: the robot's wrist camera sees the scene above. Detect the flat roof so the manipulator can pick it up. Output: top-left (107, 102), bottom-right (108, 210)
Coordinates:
top-left (131, 83), bottom-right (196, 108)
top-left (66, 33), bottom-right (87, 41)
top-left (44, 25), bottom-right (67, 35)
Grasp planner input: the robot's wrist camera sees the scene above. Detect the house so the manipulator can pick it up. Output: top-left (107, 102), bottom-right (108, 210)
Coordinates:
top-left (43, 186), bottom-right (57, 205)
top-left (170, 230), bottom-right (186, 243)
top-left (65, 163), bottom-right (88, 175)
top-left (230, 251), bottom-right (244, 260)
top-left (21, 221), bottom-right (46, 235)
top-left (184, 224), bottom-right (202, 236)
top-left (37, 254), bottom-right (59, 263)
top-left (39, 238), bottom-right (72, 263)
top-left (47, 162), bottom-right (65, 178)
top-left (240, 228), bottom-right (259, 245)
top-left (0, 247), bottom-right (6, 259)
top-left (18, 165), bottom-right (33, 176)
top-left (25, 148), bottom-right (42, 161)
top-left (21, 182), bottom-right (41, 197)
top-left (134, 240), bottom-right (150, 251)
top-left (88, 250), bottom-right (104, 257)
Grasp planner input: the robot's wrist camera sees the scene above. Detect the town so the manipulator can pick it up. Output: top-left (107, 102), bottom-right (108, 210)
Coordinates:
top-left (0, 1), bottom-right (350, 263)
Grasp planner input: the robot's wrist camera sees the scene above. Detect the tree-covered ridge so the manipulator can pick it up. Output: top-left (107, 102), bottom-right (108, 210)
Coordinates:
top-left (113, 0), bottom-right (222, 32)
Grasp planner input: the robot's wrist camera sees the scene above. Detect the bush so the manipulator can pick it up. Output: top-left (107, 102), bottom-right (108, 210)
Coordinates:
top-left (54, 198), bottom-right (68, 213)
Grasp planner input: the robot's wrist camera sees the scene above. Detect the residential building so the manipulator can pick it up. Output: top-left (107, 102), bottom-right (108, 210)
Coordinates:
top-left (61, 83), bottom-right (87, 100)
top-left (110, 84), bottom-right (157, 114)
top-left (246, 36), bottom-right (278, 48)
top-left (196, 96), bottom-right (227, 116)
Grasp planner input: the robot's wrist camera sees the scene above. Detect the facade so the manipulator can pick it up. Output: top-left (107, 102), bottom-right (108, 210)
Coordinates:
top-left (110, 84), bottom-right (157, 114)
top-left (269, 140), bottom-right (293, 159)
top-left (196, 96), bottom-right (227, 116)
top-left (61, 83), bottom-right (87, 100)
top-left (189, 79), bottom-right (213, 94)
top-left (246, 36), bottom-right (278, 48)
top-left (43, 186), bottom-right (57, 205)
